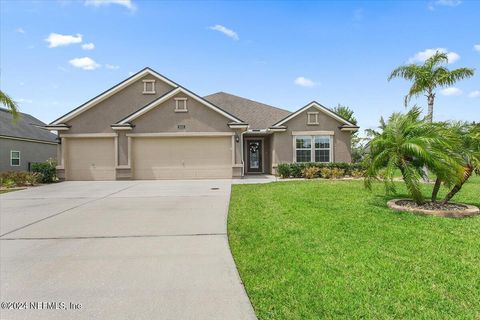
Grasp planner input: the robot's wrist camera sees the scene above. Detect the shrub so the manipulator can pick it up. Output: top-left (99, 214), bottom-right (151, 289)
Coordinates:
top-left (0, 178), bottom-right (15, 188)
top-left (277, 163), bottom-right (292, 178)
top-left (331, 168), bottom-right (346, 179)
top-left (350, 169), bottom-right (364, 178)
top-left (25, 172), bottom-right (41, 186)
top-left (0, 171), bottom-right (41, 187)
top-left (319, 168), bottom-right (333, 179)
top-left (290, 163), bottom-right (306, 178)
top-left (31, 159), bottom-right (57, 183)
top-left (303, 167), bottom-right (320, 179)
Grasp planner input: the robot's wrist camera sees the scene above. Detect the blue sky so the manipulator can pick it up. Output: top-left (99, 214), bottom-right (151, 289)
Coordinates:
top-left (1, 0), bottom-right (479, 132)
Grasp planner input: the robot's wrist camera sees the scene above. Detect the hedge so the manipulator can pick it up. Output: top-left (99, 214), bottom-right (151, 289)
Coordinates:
top-left (276, 162), bottom-right (366, 179)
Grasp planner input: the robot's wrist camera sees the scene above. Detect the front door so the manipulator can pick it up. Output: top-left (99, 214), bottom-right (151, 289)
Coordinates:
top-left (247, 139), bottom-right (263, 173)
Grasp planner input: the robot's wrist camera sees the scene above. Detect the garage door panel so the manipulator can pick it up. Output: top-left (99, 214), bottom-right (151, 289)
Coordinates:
top-left (132, 137), bottom-right (232, 180)
top-left (66, 138), bottom-right (115, 181)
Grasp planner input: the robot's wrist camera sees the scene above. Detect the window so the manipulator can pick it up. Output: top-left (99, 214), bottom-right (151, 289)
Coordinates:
top-left (307, 112), bottom-right (319, 125)
top-left (142, 79), bottom-right (156, 94)
top-left (175, 97), bottom-right (188, 112)
top-left (314, 136), bottom-right (330, 162)
top-left (294, 135), bottom-right (331, 163)
top-left (10, 150), bottom-right (20, 166)
top-left (295, 136), bottom-right (312, 162)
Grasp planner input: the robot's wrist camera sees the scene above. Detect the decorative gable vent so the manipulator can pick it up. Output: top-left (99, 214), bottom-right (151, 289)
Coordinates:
top-left (307, 112), bottom-right (319, 125)
top-left (174, 97), bottom-right (188, 112)
top-left (142, 79), bottom-right (156, 94)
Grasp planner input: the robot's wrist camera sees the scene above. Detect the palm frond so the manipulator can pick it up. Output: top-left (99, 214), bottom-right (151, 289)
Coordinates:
top-left (388, 64), bottom-right (421, 81)
top-left (0, 90), bottom-right (19, 119)
top-left (438, 67), bottom-right (475, 87)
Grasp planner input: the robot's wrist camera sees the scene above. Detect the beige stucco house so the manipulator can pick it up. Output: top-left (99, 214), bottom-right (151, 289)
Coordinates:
top-left (46, 68), bottom-right (358, 180)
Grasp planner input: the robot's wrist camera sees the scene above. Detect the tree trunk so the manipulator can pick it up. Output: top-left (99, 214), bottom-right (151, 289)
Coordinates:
top-left (442, 166), bottom-right (473, 204)
top-left (426, 93), bottom-right (435, 123)
top-left (431, 178), bottom-right (442, 202)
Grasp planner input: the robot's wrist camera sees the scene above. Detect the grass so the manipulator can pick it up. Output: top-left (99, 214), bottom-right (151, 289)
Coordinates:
top-left (228, 176), bottom-right (480, 319)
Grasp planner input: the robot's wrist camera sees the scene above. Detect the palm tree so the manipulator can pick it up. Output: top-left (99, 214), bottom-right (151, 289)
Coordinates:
top-left (364, 107), bottom-right (461, 205)
top-left (388, 51), bottom-right (474, 122)
top-left (0, 90), bottom-right (19, 119)
top-left (333, 104), bottom-right (357, 125)
top-left (430, 122), bottom-right (464, 202)
top-left (442, 123), bottom-right (480, 204)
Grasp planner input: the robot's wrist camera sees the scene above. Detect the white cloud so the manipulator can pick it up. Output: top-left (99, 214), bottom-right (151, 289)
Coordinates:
top-left (69, 57), bottom-right (101, 70)
top-left (434, 0), bottom-right (462, 6)
top-left (294, 76), bottom-right (317, 88)
top-left (209, 25), bottom-right (239, 40)
top-left (468, 90), bottom-right (480, 98)
top-left (428, 0), bottom-right (462, 9)
top-left (474, 44), bottom-right (480, 53)
top-left (16, 27), bottom-right (25, 34)
top-left (45, 33), bottom-right (82, 48)
top-left (105, 64), bottom-right (120, 70)
top-left (408, 48), bottom-right (460, 64)
top-left (440, 87), bottom-right (462, 96)
top-left (84, 0), bottom-right (136, 11)
top-left (17, 98), bottom-right (33, 104)
top-left (82, 42), bottom-right (95, 50)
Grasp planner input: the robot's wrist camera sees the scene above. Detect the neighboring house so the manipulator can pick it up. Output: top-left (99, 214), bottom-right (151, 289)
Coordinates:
top-left (46, 68), bottom-right (358, 181)
top-left (0, 108), bottom-right (57, 172)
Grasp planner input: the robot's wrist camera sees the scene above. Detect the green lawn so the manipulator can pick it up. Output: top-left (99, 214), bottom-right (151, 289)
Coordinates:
top-left (228, 176), bottom-right (480, 319)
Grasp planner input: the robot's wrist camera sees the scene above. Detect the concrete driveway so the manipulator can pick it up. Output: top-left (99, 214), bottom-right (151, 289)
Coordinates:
top-left (0, 181), bottom-right (256, 320)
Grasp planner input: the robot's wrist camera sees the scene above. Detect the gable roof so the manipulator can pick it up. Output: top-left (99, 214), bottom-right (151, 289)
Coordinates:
top-left (0, 108), bottom-right (57, 143)
top-left (204, 92), bottom-right (291, 130)
top-left (272, 101), bottom-right (357, 127)
top-left (50, 67), bottom-right (179, 125)
top-left (116, 88), bottom-right (244, 124)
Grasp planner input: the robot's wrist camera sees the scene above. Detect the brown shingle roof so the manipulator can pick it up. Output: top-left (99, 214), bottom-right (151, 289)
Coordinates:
top-left (204, 92), bottom-right (291, 130)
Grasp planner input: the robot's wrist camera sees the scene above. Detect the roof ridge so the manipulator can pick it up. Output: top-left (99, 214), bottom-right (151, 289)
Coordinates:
top-left (204, 92), bottom-right (291, 114)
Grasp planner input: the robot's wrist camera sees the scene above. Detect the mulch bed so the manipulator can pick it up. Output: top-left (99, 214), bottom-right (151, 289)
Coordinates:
top-left (388, 199), bottom-right (480, 218)
top-left (396, 200), bottom-right (467, 211)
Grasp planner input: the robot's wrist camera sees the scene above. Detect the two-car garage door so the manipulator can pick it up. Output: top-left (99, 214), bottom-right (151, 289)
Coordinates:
top-left (65, 136), bottom-right (232, 180)
top-left (131, 136), bottom-right (232, 179)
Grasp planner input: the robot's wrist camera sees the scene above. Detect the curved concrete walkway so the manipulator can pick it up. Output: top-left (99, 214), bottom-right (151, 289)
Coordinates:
top-left (0, 181), bottom-right (256, 320)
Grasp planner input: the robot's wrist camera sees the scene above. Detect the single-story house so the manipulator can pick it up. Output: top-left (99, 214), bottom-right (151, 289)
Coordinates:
top-left (0, 108), bottom-right (57, 172)
top-left (46, 68), bottom-right (358, 180)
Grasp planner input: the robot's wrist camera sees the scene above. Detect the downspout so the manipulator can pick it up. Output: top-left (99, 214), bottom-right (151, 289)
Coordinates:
top-left (240, 131), bottom-right (245, 177)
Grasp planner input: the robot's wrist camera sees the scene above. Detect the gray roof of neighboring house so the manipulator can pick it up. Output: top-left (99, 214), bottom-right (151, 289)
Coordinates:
top-left (0, 108), bottom-right (57, 143)
top-left (204, 92), bottom-right (291, 130)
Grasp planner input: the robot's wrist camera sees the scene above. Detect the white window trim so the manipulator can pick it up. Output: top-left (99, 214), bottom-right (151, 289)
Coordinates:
top-left (10, 150), bottom-right (20, 166)
top-left (293, 135), bottom-right (333, 163)
top-left (293, 136), bottom-right (312, 163)
top-left (174, 97), bottom-right (188, 112)
top-left (142, 79), bottom-right (156, 94)
top-left (307, 112), bottom-right (319, 125)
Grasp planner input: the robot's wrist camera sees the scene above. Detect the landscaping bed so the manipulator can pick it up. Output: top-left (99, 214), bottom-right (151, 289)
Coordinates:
top-left (388, 199), bottom-right (479, 218)
top-left (228, 177), bottom-right (480, 319)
